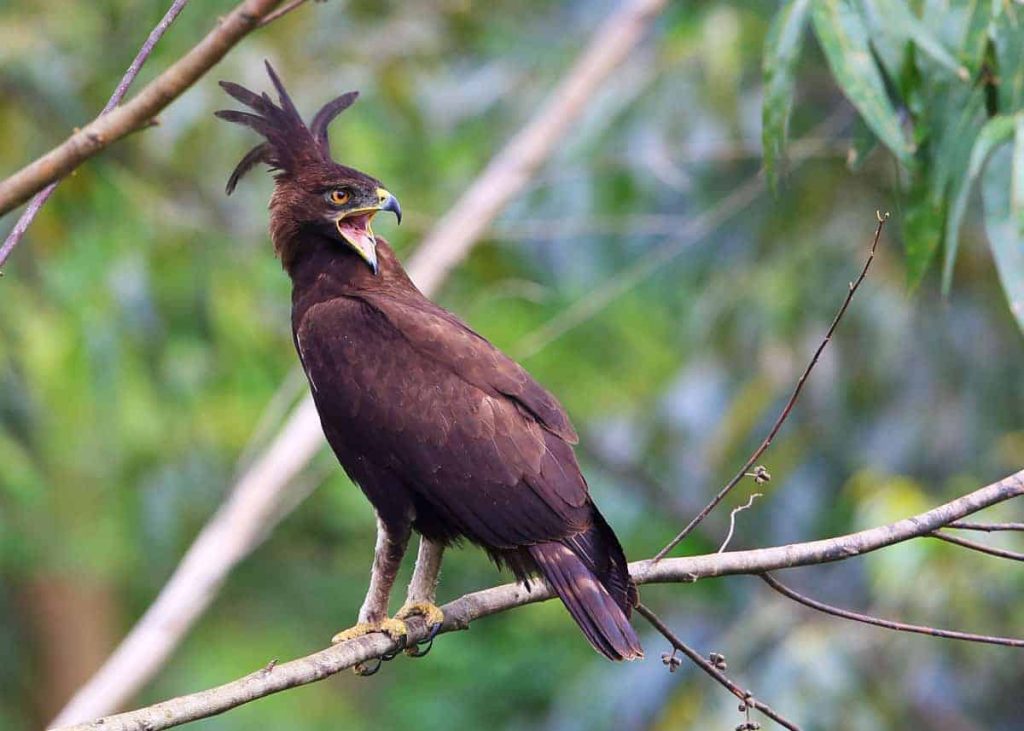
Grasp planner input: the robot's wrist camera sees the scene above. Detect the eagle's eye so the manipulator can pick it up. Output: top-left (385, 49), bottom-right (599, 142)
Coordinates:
top-left (327, 189), bottom-right (351, 206)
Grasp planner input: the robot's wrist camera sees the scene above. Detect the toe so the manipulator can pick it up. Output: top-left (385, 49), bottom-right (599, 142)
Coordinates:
top-left (396, 601), bottom-right (445, 628)
top-left (332, 622), bottom-right (374, 645)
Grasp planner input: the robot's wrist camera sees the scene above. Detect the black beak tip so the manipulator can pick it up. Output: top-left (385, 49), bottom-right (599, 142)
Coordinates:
top-left (382, 195), bottom-right (402, 225)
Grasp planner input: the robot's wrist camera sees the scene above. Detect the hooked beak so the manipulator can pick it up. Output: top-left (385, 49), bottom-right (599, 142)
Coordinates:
top-left (334, 188), bottom-right (401, 276)
top-left (378, 188), bottom-right (402, 225)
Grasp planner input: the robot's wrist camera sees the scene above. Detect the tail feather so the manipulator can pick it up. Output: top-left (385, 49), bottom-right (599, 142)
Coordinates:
top-left (529, 521), bottom-right (642, 661)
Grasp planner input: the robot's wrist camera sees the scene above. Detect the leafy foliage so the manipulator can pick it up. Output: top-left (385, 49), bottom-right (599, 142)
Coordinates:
top-left (765, 0), bottom-right (1024, 329)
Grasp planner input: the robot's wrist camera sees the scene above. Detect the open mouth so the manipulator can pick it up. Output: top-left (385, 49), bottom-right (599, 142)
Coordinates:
top-left (336, 209), bottom-right (379, 270)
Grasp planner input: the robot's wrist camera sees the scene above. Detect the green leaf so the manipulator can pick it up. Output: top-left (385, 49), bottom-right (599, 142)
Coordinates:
top-left (942, 114), bottom-right (1015, 292)
top-left (958, 0), bottom-right (992, 76)
top-left (1014, 115), bottom-right (1024, 231)
top-left (991, 8), bottom-right (1024, 112)
top-left (869, 0), bottom-right (969, 81)
top-left (846, 113), bottom-right (878, 171)
top-left (762, 0), bottom-right (812, 190)
top-left (811, 0), bottom-right (915, 163)
top-left (982, 135), bottom-right (1024, 332)
top-left (902, 172), bottom-right (944, 287)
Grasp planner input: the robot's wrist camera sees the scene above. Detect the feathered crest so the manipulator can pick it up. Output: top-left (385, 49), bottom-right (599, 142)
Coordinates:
top-left (215, 61), bottom-right (359, 194)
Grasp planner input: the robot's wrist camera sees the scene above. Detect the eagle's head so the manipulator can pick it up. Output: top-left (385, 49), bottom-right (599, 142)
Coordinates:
top-left (215, 62), bottom-right (400, 274)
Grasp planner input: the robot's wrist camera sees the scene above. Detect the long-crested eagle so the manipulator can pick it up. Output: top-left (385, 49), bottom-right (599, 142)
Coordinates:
top-left (216, 63), bottom-right (642, 664)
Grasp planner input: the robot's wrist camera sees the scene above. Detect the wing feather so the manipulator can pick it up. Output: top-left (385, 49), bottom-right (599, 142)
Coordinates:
top-left (296, 294), bottom-right (589, 549)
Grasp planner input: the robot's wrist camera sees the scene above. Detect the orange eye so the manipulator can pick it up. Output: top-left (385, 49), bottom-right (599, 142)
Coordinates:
top-left (328, 189), bottom-right (350, 206)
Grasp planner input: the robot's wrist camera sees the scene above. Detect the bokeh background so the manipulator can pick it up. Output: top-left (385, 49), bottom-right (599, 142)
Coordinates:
top-left (2, 1), bottom-right (1023, 729)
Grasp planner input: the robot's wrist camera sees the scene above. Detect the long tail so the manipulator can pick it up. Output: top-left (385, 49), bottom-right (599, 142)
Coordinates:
top-left (528, 512), bottom-right (643, 661)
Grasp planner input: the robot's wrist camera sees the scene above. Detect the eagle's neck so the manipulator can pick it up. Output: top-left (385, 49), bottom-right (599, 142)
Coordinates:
top-left (285, 233), bottom-right (419, 328)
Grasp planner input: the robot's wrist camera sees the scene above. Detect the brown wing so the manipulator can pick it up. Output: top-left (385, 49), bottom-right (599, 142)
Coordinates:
top-left (295, 292), bottom-right (591, 550)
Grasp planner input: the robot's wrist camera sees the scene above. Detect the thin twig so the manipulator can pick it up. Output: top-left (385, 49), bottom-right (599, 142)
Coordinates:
top-left (652, 211), bottom-right (890, 563)
top-left (49, 468), bottom-right (1024, 731)
top-left (718, 493), bottom-right (763, 553)
top-left (634, 603), bottom-right (802, 731)
top-left (947, 521), bottom-right (1024, 532)
top-left (931, 531), bottom-right (1024, 562)
top-left (760, 572), bottom-right (1024, 648)
top-left (0, 0), bottom-right (191, 268)
top-left (257, 0), bottom-right (309, 26)
top-left (0, 0), bottom-right (285, 221)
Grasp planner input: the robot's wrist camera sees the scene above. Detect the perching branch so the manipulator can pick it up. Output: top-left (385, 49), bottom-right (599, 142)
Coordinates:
top-left (51, 468), bottom-right (1024, 731)
top-left (0, 0), bottom-right (191, 268)
top-left (50, 0), bottom-right (671, 724)
top-left (652, 211), bottom-right (890, 562)
top-left (0, 0), bottom-right (286, 223)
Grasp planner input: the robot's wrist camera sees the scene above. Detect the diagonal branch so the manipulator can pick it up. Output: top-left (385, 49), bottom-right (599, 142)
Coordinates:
top-left (759, 572), bottom-right (1024, 648)
top-left (635, 602), bottom-right (802, 731)
top-left (50, 0), bottom-right (671, 724)
top-left (930, 530), bottom-right (1024, 562)
top-left (0, 0), bottom-right (191, 268)
top-left (0, 0), bottom-right (285, 223)
top-left (652, 211), bottom-right (889, 562)
top-left (50, 467), bottom-right (1024, 731)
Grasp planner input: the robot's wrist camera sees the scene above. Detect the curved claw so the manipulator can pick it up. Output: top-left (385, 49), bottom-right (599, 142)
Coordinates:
top-left (381, 633), bottom-right (408, 661)
top-left (353, 657), bottom-right (382, 676)
top-left (405, 621), bottom-right (443, 658)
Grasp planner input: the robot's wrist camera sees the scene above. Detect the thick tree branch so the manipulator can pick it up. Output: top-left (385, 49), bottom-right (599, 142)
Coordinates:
top-left (0, 0), bottom-right (284, 221)
top-left (51, 468), bottom-right (1024, 731)
top-left (404, 0), bottom-right (667, 295)
top-left (51, 0), bottom-right (670, 723)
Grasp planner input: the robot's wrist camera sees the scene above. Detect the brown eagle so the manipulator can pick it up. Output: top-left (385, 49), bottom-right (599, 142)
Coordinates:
top-left (216, 63), bottom-right (642, 664)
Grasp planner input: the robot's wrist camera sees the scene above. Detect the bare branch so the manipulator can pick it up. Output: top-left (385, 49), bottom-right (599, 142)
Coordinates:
top-left (930, 531), bottom-right (1024, 562)
top-left (632, 468), bottom-right (1024, 585)
top-left (635, 603), bottom-right (802, 731)
top-left (0, 0), bottom-right (191, 268)
top-left (0, 0), bottom-right (285, 222)
top-left (50, 468), bottom-right (1024, 731)
top-left (760, 572), bottom-right (1024, 648)
top-left (257, 0), bottom-right (310, 27)
top-left (947, 520), bottom-right (1024, 532)
top-left (652, 212), bottom-right (890, 562)
top-left (51, 0), bottom-right (671, 723)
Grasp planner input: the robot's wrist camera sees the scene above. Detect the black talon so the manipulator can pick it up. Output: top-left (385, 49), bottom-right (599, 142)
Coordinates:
top-left (381, 634), bottom-right (407, 661)
top-left (354, 657), bottom-right (382, 676)
top-left (406, 623), bottom-right (442, 658)
top-left (406, 637), bottom-right (433, 658)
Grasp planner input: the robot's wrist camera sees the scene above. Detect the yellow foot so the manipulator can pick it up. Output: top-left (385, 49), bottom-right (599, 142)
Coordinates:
top-left (331, 617), bottom-right (408, 645)
top-left (395, 602), bottom-right (445, 657)
top-left (331, 618), bottom-right (409, 676)
top-left (396, 601), bottom-right (445, 627)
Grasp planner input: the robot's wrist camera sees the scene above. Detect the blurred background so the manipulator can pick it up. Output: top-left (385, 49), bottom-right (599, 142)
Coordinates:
top-left (1, 1), bottom-right (1023, 729)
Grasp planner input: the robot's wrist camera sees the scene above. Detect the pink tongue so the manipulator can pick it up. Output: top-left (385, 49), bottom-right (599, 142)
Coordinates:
top-left (336, 216), bottom-right (376, 261)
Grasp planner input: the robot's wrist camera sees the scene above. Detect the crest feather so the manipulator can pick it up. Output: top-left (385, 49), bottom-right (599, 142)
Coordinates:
top-left (215, 62), bottom-right (360, 194)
